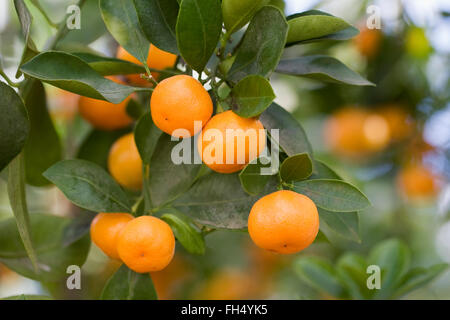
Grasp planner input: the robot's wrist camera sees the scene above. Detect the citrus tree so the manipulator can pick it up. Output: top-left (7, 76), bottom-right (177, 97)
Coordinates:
top-left (0, 0), bottom-right (384, 299)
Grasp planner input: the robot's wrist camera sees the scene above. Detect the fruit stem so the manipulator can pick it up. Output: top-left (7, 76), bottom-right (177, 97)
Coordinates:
top-left (0, 69), bottom-right (20, 88)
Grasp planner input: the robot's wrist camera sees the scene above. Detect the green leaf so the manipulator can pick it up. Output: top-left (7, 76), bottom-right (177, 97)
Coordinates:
top-left (134, 0), bottom-right (179, 54)
top-left (161, 210), bottom-right (205, 255)
top-left (126, 98), bottom-right (146, 120)
top-left (310, 159), bottom-right (341, 180)
top-left (228, 6), bottom-right (288, 81)
top-left (394, 264), bottom-right (448, 299)
top-left (100, 0), bottom-right (149, 64)
top-left (149, 135), bottom-right (201, 207)
top-left (0, 82), bottom-right (29, 172)
top-left (101, 264), bottom-right (157, 300)
top-left (72, 52), bottom-right (145, 75)
top-left (286, 10), bottom-right (359, 46)
top-left (336, 253), bottom-right (369, 299)
top-left (260, 103), bottom-right (312, 157)
top-left (368, 239), bottom-right (411, 299)
top-left (134, 113), bottom-right (163, 164)
top-left (279, 153), bottom-right (313, 183)
top-left (0, 213), bottom-right (91, 282)
top-left (276, 56), bottom-right (374, 86)
top-left (293, 256), bottom-right (345, 298)
top-left (318, 209), bottom-right (360, 243)
top-left (231, 75), bottom-right (275, 118)
top-left (239, 157), bottom-right (274, 196)
top-left (77, 129), bottom-right (129, 169)
top-left (20, 51), bottom-right (140, 103)
top-left (21, 80), bottom-right (62, 186)
top-left (174, 173), bottom-right (277, 229)
top-left (7, 153), bottom-right (38, 272)
top-left (222, 0), bottom-right (269, 34)
top-left (176, 0), bottom-right (222, 72)
top-left (293, 179), bottom-right (370, 212)
top-left (43, 159), bottom-right (132, 213)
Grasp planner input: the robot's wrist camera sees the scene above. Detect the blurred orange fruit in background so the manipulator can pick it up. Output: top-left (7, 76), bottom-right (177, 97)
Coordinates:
top-left (354, 27), bottom-right (382, 58)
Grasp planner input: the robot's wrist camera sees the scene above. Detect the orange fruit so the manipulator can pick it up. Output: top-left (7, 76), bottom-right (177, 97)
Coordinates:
top-left (378, 105), bottom-right (414, 142)
top-left (150, 75), bottom-right (213, 137)
top-left (78, 77), bottom-right (133, 130)
top-left (117, 216), bottom-right (175, 273)
top-left (396, 164), bottom-right (439, 199)
top-left (116, 45), bottom-right (177, 86)
top-left (90, 212), bottom-right (134, 259)
top-left (197, 110), bottom-right (266, 173)
top-left (248, 190), bottom-right (319, 254)
top-left (108, 133), bottom-right (143, 190)
top-left (354, 27), bottom-right (381, 58)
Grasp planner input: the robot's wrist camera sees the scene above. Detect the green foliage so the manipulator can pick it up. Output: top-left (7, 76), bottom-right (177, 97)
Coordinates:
top-left (134, 113), bottom-right (163, 165)
top-left (239, 157), bottom-right (274, 196)
top-left (222, 0), bottom-right (269, 34)
top-left (72, 52), bottom-right (146, 76)
top-left (279, 153), bottom-right (313, 182)
top-left (231, 75), bottom-right (275, 117)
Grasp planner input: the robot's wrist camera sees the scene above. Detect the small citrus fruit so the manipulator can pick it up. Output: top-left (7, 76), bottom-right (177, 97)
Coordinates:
top-left (90, 212), bottom-right (134, 259)
top-left (108, 133), bottom-right (143, 190)
top-left (396, 164), bottom-right (439, 199)
top-left (248, 190), bottom-right (319, 254)
top-left (354, 27), bottom-right (381, 58)
top-left (151, 75), bottom-right (213, 137)
top-left (117, 216), bottom-right (175, 273)
top-left (198, 110), bottom-right (266, 173)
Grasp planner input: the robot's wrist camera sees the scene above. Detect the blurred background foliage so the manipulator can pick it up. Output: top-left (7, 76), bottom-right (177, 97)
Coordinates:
top-left (0, 0), bottom-right (449, 299)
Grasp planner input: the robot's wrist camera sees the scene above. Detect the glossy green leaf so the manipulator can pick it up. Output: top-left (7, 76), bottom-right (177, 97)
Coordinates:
top-left (286, 10), bottom-right (358, 46)
top-left (176, 0), bottom-right (222, 72)
top-left (101, 264), bottom-right (157, 300)
top-left (318, 209), bottom-right (360, 243)
top-left (293, 256), bottom-right (345, 298)
top-left (222, 0), bottom-right (269, 34)
top-left (7, 153), bottom-right (38, 272)
top-left (134, 0), bottom-right (179, 54)
top-left (149, 135), bottom-right (201, 207)
top-left (0, 82), bottom-right (29, 171)
top-left (293, 179), bottom-right (370, 212)
top-left (134, 113), bottom-right (163, 164)
top-left (72, 52), bottom-right (145, 75)
top-left (231, 75), bottom-right (275, 118)
top-left (310, 159), bottom-right (341, 180)
top-left (0, 214), bottom-right (90, 282)
top-left (174, 173), bottom-right (277, 229)
top-left (336, 253), bottom-right (370, 299)
top-left (276, 56), bottom-right (374, 86)
top-left (239, 157), bottom-right (274, 196)
top-left (260, 103), bottom-right (313, 157)
top-left (43, 159), bottom-right (132, 213)
top-left (20, 51), bottom-right (140, 103)
top-left (228, 6), bottom-right (288, 81)
top-left (100, 0), bottom-right (149, 64)
top-left (161, 211), bottom-right (205, 255)
top-left (279, 153), bottom-right (313, 182)
top-left (21, 80), bottom-right (62, 186)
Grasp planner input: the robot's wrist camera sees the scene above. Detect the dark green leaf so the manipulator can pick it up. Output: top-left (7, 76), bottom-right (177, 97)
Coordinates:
top-left (43, 159), bottom-right (132, 213)
top-left (222, 0), bottom-right (269, 34)
top-left (228, 6), bottom-right (288, 81)
top-left (231, 75), bottom-right (275, 117)
top-left (100, 0), bottom-right (149, 64)
top-left (21, 80), bottom-right (62, 186)
top-left (310, 159), bottom-right (341, 180)
top-left (239, 157), bottom-right (274, 196)
top-left (318, 209), bottom-right (360, 243)
top-left (134, 0), bottom-right (179, 54)
top-left (280, 153), bottom-right (313, 182)
top-left (20, 51), bottom-right (140, 103)
top-left (126, 98), bottom-right (146, 120)
top-left (176, 0), bottom-right (222, 72)
top-left (0, 82), bottom-right (29, 171)
top-left (72, 52), bottom-right (145, 75)
top-left (134, 113), bottom-right (163, 164)
top-left (101, 264), bottom-right (157, 300)
top-left (286, 10), bottom-right (359, 46)
top-left (260, 102), bottom-right (313, 157)
top-left (0, 213), bottom-right (90, 282)
top-left (336, 253), bottom-right (370, 299)
top-left (293, 179), bottom-right (370, 212)
top-left (161, 210), bottom-right (205, 255)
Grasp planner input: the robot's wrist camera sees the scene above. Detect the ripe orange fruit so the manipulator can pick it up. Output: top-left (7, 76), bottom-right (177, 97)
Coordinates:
top-left (108, 133), bottom-right (143, 190)
top-left (78, 77), bottom-right (133, 130)
top-left (197, 110), bottom-right (266, 173)
top-left (378, 105), bottom-right (414, 142)
top-left (90, 212), bottom-right (134, 259)
top-left (354, 27), bottom-right (381, 58)
top-left (117, 216), bottom-right (175, 273)
top-left (248, 190), bottom-right (319, 254)
top-left (151, 75), bottom-right (213, 137)
top-left (116, 45), bottom-right (177, 86)
top-left (396, 164), bottom-right (439, 199)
